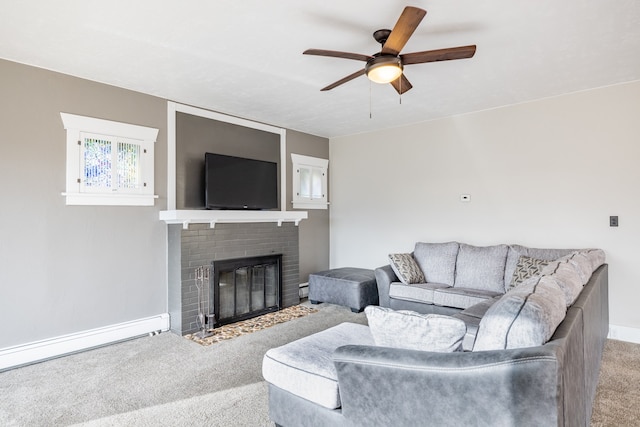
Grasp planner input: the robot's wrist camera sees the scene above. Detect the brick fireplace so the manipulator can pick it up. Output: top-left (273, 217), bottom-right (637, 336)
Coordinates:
top-left (167, 221), bottom-right (300, 335)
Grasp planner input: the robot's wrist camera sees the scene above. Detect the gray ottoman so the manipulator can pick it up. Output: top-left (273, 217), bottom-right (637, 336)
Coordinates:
top-left (308, 267), bottom-right (378, 313)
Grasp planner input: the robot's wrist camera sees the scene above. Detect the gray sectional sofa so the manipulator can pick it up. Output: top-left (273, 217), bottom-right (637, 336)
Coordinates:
top-left (262, 242), bottom-right (608, 427)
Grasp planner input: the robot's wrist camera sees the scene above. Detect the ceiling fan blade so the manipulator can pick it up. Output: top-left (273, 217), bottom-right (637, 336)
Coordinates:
top-left (320, 69), bottom-right (366, 91)
top-left (401, 45), bottom-right (476, 65)
top-left (304, 49), bottom-right (372, 62)
top-left (389, 74), bottom-right (413, 94)
top-left (381, 6), bottom-right (427, 56)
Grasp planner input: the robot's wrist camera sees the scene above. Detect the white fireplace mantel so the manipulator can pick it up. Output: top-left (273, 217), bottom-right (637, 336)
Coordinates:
top-left (159, 210), bottom-right (308, 229)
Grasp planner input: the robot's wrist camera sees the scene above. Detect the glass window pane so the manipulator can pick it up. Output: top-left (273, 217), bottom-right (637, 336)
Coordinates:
top-left (83, 137), bottom-right (112, 188)
top-left (299, 167), bottom-right (311, 198)
top-left (117, 141), bottom-right (140, 189)
top-left (311, 168), bottom-right (323, 198)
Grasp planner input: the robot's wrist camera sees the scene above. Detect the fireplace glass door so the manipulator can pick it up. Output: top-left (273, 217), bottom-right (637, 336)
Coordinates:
top-left (212, 254), bottom-right (282, 326)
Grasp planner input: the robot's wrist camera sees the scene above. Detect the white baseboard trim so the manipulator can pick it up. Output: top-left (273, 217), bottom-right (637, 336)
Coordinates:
top-left (608, 324), bottom-right (640, 344)
top-left (0, 313), bottom-right (170, 371)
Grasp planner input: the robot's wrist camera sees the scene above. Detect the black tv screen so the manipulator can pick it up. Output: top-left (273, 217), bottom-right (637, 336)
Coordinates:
top-left (204, 152), bottom-right (278, 210)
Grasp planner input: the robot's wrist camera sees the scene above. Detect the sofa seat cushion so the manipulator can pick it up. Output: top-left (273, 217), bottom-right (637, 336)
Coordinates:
top-left (473, 277), bottom-right (567, 351)
top-left (433, 287), bottom-right (502, 310)
top-left (389, 281), bottom-right (450, 304)
top-left (454, 243), bottom-right (509, 293)
top-left (413, 241), bottom-right (459, 286)
top-left (262, 322), bottom-right (374, 410)
top-left (365, 306), bottom-right (466, 352)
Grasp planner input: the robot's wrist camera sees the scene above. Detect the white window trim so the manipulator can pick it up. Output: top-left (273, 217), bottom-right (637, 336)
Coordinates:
top-left (60, 113), bottom-right (159, 206)
top-left (291, 153), bottom-right (328, 210)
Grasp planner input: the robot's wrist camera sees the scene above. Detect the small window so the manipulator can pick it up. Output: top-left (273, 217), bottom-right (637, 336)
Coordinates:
top-left (291, 153), bottom-right (328, 210)
top-left (60, 113), bottom-right (158, 206)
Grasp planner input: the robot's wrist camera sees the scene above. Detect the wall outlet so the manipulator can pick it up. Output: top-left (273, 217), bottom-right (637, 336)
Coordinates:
top-left (610, 216), bottom-right (619, 227)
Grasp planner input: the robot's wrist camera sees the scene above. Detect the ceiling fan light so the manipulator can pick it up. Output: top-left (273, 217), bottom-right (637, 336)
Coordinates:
top-left (366, 57), bottom-right (403, 84)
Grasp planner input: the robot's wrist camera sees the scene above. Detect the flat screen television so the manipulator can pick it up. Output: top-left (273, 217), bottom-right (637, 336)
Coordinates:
top-left (204, 152), bottom-right (278, 210)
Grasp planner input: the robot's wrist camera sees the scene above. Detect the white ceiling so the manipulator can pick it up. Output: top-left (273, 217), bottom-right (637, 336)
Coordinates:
top-left (2, 1), bottom-right (640, 138)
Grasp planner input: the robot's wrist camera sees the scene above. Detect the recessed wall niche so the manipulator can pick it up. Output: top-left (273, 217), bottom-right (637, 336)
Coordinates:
top-left (175, 112), bottom-right (281, 209)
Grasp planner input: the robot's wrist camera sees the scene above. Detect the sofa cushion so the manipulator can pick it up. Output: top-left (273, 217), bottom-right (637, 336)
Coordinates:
top-left (262, 322), bottom-right (374, 410)
top-left (473, 277), bottom-right (567, 351)
top-left (388, 253), bottom-right (425, 285)
top-left (365, 306), bottom-right (466, 352)
top-left (504, 245), bottom-right (574, 290)
top-left (541, 257), bottom-right (585, 306)
top-left (508, 255), bottom-right (550, 291)
top-left (433, 287), bottom-right (502, 309)
top-left (389, 281), bottom-right (450, 304)
top-left (454, 243), bottom-right (509, 293)
top-left (413, 241), bottom-right (459, 286)
top-left (584, 248), bottom-right (606, 272)
top-left (458, 296), bottom-right (501, 319)
top-left (452, 312), bottom-right (482, 351)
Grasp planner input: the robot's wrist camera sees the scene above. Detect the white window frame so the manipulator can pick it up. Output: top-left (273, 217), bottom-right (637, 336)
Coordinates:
top-left (60, 113), bottom-right (159, 206)
top-left (291, 153), bottom-right (328, 210)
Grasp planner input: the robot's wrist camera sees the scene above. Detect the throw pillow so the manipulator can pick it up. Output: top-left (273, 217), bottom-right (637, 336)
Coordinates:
top-left (364, 306), bottom-right (466, 352)
top-left (508, 255), bottom-right (549, 291)
top-left (388, 253), bottom-right (425, 285)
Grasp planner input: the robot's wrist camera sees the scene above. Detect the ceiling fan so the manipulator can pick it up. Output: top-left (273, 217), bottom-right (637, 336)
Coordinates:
top-left (304, 6), bottom-right (476, 94)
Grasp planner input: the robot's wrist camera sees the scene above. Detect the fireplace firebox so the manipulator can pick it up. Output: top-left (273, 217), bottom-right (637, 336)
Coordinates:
top-left (210, 254), bottom-right (282, 327)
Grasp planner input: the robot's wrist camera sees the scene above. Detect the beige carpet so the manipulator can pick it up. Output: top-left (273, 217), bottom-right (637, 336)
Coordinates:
top-left (591, 339), bottom-right (640, 426)
top-left (0, 303), bottom-right (638, 426)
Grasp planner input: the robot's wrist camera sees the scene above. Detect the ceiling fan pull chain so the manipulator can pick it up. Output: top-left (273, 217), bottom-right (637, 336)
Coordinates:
top-left (399, 77), bottom-right (402, 105)
top-left (369, 80), bottom-right (373, 119)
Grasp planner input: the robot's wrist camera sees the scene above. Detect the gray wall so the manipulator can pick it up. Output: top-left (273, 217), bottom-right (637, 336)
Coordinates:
top-left (330, 80), bottom-right (640, 335)
top-left (174, 111), bottom-right (331, 283)
top-left (0, 58), bottom-right (331, 350)
top-left (0, 59), bottom-right (168, 348)
top-left (286, 130), bottom-right (330, 282)
top-left (175, 112), bottom-right (280, 209)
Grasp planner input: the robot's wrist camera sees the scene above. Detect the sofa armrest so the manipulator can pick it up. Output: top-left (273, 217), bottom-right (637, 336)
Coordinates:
top-left (333, 344), bottom-right (563, 427)
top-left (374, 265), bottom-right (396, 307)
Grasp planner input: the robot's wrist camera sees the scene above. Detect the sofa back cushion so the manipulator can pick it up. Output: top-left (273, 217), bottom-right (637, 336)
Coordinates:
top-left (473, 276), bottom-right (567, 351)
top-left (540, 256), bottom-right (585, 306)
top-left (454, 243), bottom-right (509, 293)
top-left (365, 306), bottom-right (466, 352)
top-left (413, 242), bottom-right (459, 286)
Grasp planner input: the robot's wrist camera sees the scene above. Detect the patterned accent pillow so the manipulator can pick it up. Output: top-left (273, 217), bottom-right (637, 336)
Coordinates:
top-left (508, 255), bottom-right (549, 291)
top-left (388, 253), bottom-right (425, 285)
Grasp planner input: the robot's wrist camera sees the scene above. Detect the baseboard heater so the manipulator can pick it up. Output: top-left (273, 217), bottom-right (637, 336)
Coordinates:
top-left (0, 313), bottom-right (170, 371)
top-left (299, 282), bottom-right (309, 298)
